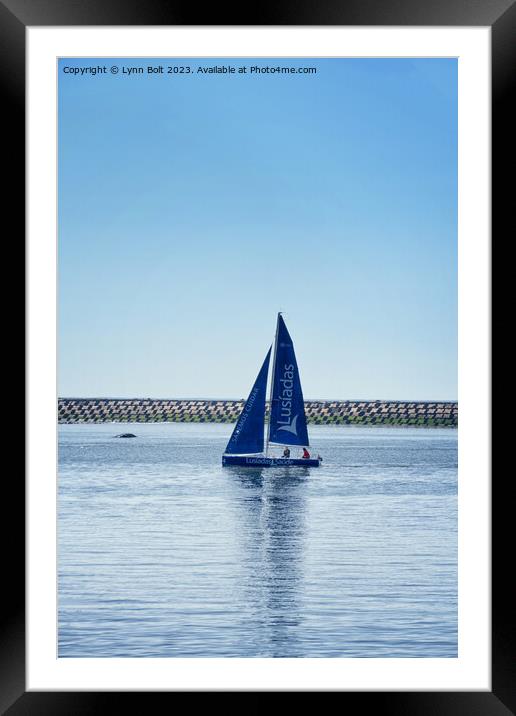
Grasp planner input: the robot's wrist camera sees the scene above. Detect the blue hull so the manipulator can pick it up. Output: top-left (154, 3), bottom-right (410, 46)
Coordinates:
top-left (222, 454), bottom-right (321, 467)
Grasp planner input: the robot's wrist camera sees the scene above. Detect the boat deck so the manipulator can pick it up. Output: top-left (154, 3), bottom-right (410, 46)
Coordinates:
top-left (222, 454), bottom-right (321, 467)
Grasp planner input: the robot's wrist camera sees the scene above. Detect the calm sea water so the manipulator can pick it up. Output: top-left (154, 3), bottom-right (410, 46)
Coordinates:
top-left (58, 423), bottom-right (457, 658)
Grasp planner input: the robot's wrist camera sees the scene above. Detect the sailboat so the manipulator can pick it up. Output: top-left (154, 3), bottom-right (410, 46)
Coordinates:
top-left (222, 314), bottom-right (322, 467)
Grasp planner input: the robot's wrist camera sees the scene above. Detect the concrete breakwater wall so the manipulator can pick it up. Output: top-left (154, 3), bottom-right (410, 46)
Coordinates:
top-left (58, 398), bottom-right (457, 426)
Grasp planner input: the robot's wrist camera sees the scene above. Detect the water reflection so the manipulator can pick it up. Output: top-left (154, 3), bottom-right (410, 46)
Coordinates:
top-left (228, 466), bottom-right (308, 657)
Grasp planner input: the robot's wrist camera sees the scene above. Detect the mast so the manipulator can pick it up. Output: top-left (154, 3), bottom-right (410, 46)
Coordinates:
top-left (265, 312), bottom-right (281, 456)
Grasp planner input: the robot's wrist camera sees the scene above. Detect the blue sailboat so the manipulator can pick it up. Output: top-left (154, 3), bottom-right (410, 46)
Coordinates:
top-left (222, 314), bottom-right (321, 467)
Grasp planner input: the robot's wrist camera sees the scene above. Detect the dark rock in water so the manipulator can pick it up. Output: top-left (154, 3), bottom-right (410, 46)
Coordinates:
top-left (115, 433), bottom-right (137, 438)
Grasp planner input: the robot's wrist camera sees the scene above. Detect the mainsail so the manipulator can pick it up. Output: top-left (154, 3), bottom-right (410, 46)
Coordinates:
top-left (268, 314), bottom-right (309, 447)
top-left (224, 348), bottom-right (271, 455)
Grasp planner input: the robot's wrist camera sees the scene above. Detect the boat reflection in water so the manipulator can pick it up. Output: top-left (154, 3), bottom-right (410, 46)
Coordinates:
top-left (226, 465), bottom-right (310, 657)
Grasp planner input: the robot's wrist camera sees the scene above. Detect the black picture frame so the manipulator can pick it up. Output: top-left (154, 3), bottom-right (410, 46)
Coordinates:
top-left (6, 0), bottom-right (509, 711)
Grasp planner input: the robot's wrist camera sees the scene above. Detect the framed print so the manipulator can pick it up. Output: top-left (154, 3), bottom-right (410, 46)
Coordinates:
top-left (4, 0), bottom-right (510, 711)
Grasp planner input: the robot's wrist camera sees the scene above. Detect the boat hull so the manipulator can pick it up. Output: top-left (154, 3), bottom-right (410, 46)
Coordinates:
top-left (222, 454), bottom-right (321, 467)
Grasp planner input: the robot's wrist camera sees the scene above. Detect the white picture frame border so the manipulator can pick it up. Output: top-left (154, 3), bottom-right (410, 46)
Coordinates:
top-left (27, 25), bottom-right (490, 691)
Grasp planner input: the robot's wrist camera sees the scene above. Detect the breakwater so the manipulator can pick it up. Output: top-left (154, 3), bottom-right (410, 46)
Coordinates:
top-left (58, 399), bottom-right (457, 426)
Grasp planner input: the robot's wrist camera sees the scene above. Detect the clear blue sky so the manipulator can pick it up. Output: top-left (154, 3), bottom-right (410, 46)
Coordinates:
top-left (58, 57), bottom-right (457, 400)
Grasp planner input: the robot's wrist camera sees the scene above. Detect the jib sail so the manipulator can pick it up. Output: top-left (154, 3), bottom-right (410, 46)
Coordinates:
top-left (224, 348), bottom-right (271, 455)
